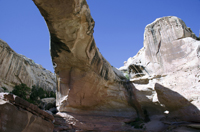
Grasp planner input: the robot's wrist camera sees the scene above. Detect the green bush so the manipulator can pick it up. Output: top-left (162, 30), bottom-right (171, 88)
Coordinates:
top-left (31, 85), bottom-right (55, 98)
top-left (125, 74), bottom-right (130, 80)
top-left (30, 85), bottom-right (46, 100)
top-left (49, 91), bottom-right (56, 98)
top-left (11, 83), bottom-right (31, 101)
top-left (11, 83), bottom-right (56, 105)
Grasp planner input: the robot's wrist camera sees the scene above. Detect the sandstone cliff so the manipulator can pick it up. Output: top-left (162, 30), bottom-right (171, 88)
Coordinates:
top-left (120, 16), bottom-right (200, 123)
top-left (0, 39), bottom-right (56, 91)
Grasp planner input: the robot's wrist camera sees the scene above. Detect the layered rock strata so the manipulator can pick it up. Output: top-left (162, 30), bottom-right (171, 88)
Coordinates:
top-left (33, 0), bottom-right (144, 131)
top-left (33, 0), bottom-right (200, 130)
top-left (33, 0), bottom-right (143, 117)
top-left (120, 16), bottom-right (200, 122)
top-left (0, 93), bottom-right (54, 132)
top-left (0, 39), bottom-right (56, 91)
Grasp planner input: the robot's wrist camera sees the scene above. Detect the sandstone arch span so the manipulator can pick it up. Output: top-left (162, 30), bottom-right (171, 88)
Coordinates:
top-left (33, 0), bottom-right (144, 119)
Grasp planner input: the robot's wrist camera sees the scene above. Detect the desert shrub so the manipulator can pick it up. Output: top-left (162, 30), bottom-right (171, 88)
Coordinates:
top-left (30, 85), bottom-right (46, 100)
top-left (125, 74), bottom-right (130, 80)
top-left (48, 91), bottom-right (56, 98)
top-left (31, 86), bottom-right (56, 98)
top-left (11, 83), bottom-right (31, 101)
top-left (11, 84), bottom-right (56, 105)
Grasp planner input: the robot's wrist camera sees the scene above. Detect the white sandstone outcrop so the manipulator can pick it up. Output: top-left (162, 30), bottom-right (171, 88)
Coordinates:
top-left (120, 16), bottom-right (200, 121)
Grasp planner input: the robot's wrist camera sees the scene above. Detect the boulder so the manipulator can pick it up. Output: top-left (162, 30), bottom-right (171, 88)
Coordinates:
top-left (49, 107), bottom-right (58, 114)
top-left (0, 93), bottom-right (54, 132)
top-left (0, 39), bottom-right (56, 92)
top-left (40, 97), bottom-right (56, 110)
top-left (155, 83), bottom-right (200, 122)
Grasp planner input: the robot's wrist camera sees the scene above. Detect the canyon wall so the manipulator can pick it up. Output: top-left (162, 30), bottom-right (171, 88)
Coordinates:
top-left (0, 39), bottom-right (56, 91)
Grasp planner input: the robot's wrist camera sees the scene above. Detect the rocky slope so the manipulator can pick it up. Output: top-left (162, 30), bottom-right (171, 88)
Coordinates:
top-left (120, 16), bottom-right (200, 123)
top-left (0, 93), bottom-right (54, 132)
top-left (0, 39), bottom-right (56, 92)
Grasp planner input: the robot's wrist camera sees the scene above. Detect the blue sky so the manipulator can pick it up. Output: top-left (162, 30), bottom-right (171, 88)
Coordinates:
top-left (0, 0), bottom-right (200, 73)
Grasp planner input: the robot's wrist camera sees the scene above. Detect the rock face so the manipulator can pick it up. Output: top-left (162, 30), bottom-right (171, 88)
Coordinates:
top-left (0, 93), bottom-right (54, 132)
top-left (0, 39), bottom-right (56, 91)
top-left (120, 16), bottom-right (200, 122)
top-left (33, 0), bottom-right (200, 131)
top-left (33, 0), bottom-right (143, 118)
top-left (39, 97), bottom-right (56, 110)
top-left (33, 0), bottom-right (144, 131)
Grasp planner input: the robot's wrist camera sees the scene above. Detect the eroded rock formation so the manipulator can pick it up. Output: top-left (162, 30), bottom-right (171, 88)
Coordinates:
top-left (120, 16), bottom-right (200, 123)
top-left (33, 0), bottom-right (200, 131)
top-left (0, 39), bottom-right (56, 91)
top-left (33, 0), bottom-right (144, 131)
top-left (0, 93), bottom-right (54, 132)
top-left (33, 0), bottom-right (143, 117)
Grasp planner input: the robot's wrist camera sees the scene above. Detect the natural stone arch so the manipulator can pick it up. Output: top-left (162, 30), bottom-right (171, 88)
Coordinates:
top-left (33, 0), bottom-right (144, 120)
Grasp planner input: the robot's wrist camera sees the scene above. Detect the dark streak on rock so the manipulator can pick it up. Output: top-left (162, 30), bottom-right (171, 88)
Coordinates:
top-left (104, 69), bottom-right (109, 80)
top-left (100, 63), bottom-right (109, 81)
top-left (33, 2), bottom-right (71, 60)
top-left (156, 41), bottom-right (161, 55)
top-left (123, 81), bottom-right (144, 119)
top-left (91, 50), bottom-right (100, 66)
top-left (151, 29), bottom-right (157, 45)
top-left (50, 33), bottom-right (71, 59)
top-left (89, 39), bottom-right (95, 52)
top-left (129, 65), bottom-right (143, 74)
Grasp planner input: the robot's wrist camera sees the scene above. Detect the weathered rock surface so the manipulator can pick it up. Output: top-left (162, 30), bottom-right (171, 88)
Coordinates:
top-left (0, 87), bottom-right (4, 92)
top-left (33, 0), bottom-right (145, 131)
top-left (120, 16), bottom-right (200, 123)
top-left (0, 39), bottom-right (56, 91)
top-left (0, 93), bottom-right (54, 132)
top-left (33, 0), bottom-right (200, 131)
top-left (33, 0), bottom-right (143, 118)
top-left (39, 97), bottom-right (56, 110)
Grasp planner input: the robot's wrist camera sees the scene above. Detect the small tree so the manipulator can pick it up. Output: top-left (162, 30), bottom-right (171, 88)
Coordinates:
top-left (12, 84), bottom-right (56, 105)
top-left (11, 83), bottom-right (31, 101)
top-left (30, 85), bottom-right (56, 103)
top-left (30, 85), bottom-right (46, 103)
top-left (49, 91), bottom-right (56, 98)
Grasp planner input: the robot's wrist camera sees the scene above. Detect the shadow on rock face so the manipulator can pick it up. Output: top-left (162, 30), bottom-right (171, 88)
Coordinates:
top-left (155, 83), bottom-right (200, 123)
